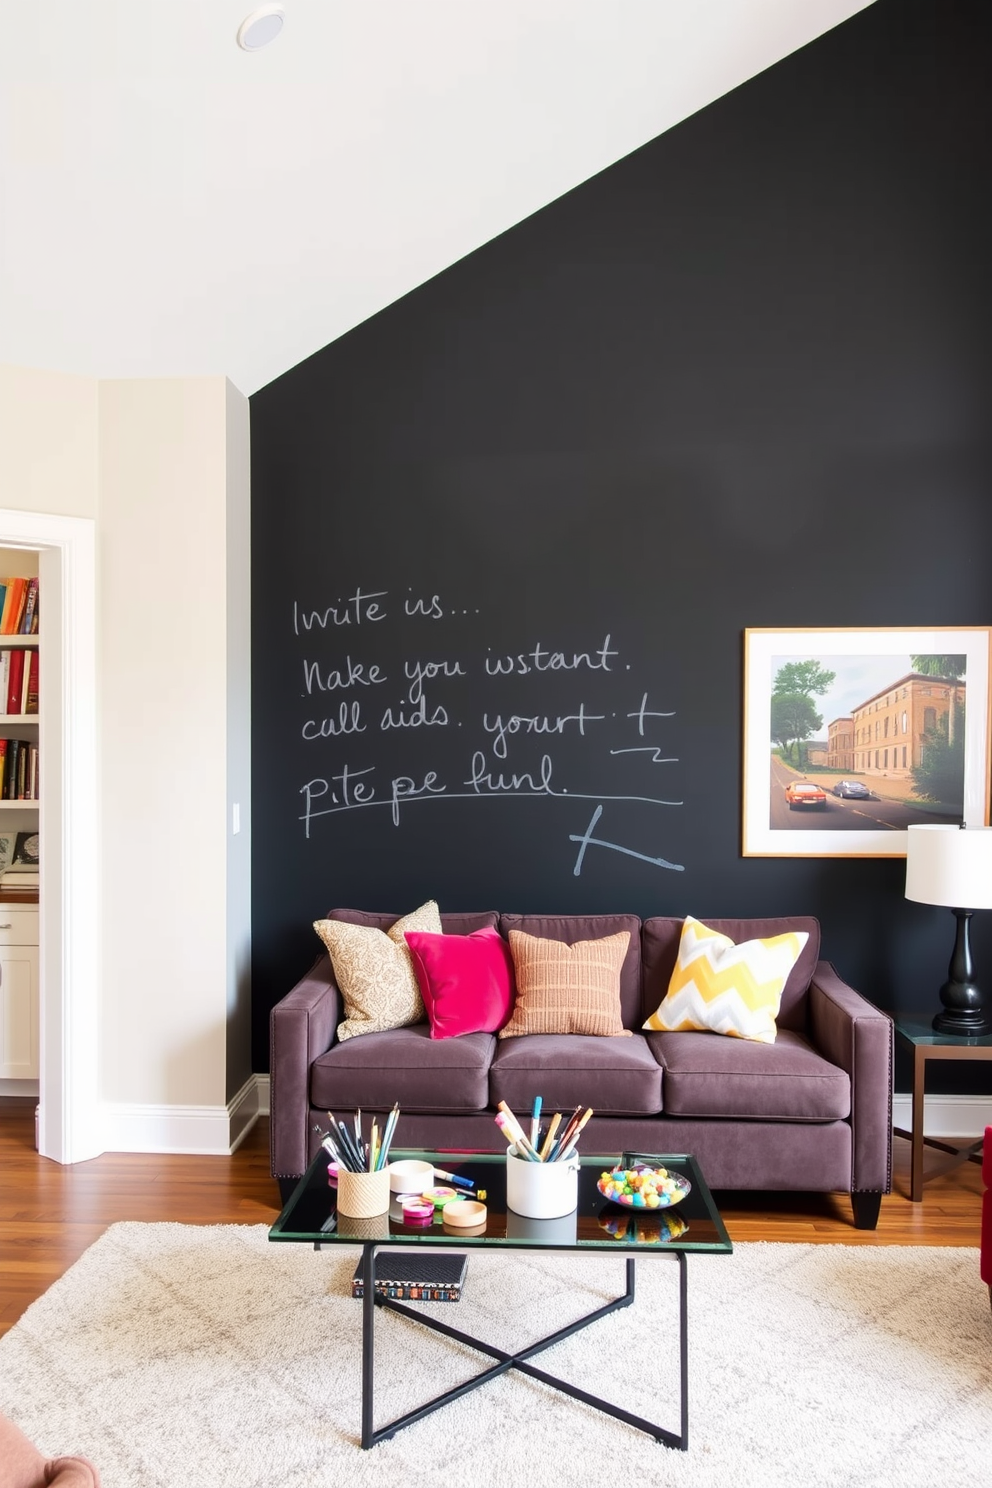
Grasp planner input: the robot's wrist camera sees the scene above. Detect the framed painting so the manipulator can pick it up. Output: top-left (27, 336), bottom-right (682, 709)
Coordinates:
top-left (742, 627), bottom-right (992, 857)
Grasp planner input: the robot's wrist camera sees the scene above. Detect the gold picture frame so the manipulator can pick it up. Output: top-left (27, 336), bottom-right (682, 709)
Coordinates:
top-left (742, 627), bottom-right (992, 858)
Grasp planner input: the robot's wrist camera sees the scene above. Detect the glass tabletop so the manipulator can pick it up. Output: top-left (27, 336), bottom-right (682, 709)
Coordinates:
top-left (894, 1018), bottom-right (992, 1049)
top-left (270, 1148), bottom-right (732, 1255)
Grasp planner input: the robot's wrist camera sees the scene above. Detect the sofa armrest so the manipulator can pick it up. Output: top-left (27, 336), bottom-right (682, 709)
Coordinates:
top-left (270, 954), bottom-right (342, 1179)
top-left (808, 960), bottom-right (893, 1193)
top-left (981, 1127), bottom-right (991, 1293)
top-left (0, 1411), bottom-right (101, 1488)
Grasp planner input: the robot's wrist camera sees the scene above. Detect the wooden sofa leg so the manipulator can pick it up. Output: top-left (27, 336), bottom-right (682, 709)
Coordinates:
top-left (851, 1191), bottom-right (882, 1229)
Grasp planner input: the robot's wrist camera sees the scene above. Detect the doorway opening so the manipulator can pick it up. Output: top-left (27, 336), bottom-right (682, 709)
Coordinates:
top-left (0, 509), bottom-right (99, 1163)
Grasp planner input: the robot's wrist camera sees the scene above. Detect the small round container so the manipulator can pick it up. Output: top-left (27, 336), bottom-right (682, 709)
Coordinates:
top-left (422, 1186), bottom-right (459, 1210)
top-left (439, 1199), bottom-right (487, 1229)
top-left (388, 1159), bottom-right (435, 1194)
top-left (444, 1219), bottom-right (487, 1237)
top-left (401, 1197), bottom-right (435, 1223)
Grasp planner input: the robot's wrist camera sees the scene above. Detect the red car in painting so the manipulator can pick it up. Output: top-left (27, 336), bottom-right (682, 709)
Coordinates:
top-left (784, 781), bottom-right (827, 810)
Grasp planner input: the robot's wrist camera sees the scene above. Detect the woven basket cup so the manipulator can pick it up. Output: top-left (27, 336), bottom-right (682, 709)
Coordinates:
top-left (337, 1166), bottom-right (391, 1219)
top-left (337, 1210), bottom-right (391, 1241)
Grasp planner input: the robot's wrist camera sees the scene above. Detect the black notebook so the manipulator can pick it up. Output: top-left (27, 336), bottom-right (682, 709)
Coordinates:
top-left (351, 1252), bottom-right (468, 1302)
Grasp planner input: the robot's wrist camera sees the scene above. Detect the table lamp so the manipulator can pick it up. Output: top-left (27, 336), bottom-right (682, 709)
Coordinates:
top-left (905, 823), bottom-right (992, 1036)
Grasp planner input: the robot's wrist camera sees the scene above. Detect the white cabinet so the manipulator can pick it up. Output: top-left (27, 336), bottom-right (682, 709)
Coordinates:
top-left (0, 905), bottom-right (39, 1079)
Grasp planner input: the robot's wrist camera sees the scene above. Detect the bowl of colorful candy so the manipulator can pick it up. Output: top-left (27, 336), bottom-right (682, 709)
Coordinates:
top-left (597, 1207), bottom-right (688, 1244)
top-left (597, 1165), bottom-right (691, 1209)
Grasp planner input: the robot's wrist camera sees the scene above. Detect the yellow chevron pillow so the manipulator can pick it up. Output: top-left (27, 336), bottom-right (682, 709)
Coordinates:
top-left (643, 916), bottom-right (809, 1044)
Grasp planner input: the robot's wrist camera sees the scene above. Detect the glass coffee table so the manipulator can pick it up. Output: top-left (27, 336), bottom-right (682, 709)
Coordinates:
top-left (270, 1148), bottom-right (732, 1451)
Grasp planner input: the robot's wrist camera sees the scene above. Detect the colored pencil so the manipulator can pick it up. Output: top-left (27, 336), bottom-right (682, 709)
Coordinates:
top-left (328, 1113), bottom-right (365, 1171)
top-left (538, 1113), bottom-right (562, 1161)
top-left (547, 1105), bottom-right (583, 1162)
top-left (377, 1103), bottom-right (400, 1169)
top-left (495, 1111), bottom-right (541, 1161)
top-left (556, 1107), bottom-right (594, 1162)
top-left (530, 1095), bottom-right (542, 1149)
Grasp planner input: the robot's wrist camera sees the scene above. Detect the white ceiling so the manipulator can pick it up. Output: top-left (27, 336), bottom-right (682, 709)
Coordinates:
top-left (1, 0), bottom-right (873, 397)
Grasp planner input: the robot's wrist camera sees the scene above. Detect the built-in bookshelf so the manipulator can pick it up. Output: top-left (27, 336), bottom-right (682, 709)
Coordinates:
top-left (0, 561), bottom-right (39, 1086)
top-left (0, 639), bottom-right (40, 807)
top-left (0, 574), bottom-right (40, 811)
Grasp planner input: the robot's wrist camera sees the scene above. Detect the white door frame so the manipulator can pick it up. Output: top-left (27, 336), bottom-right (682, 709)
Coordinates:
top-left (0, 508), bottom-right (100, 1163)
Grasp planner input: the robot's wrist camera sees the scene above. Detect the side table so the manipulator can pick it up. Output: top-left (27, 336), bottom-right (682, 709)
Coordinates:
top-left (893, 1018), bottom-right (992, 1201)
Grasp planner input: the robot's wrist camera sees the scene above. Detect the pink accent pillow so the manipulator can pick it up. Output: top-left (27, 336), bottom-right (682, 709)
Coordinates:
top-left (404, 928), bottom-right (515, 1039)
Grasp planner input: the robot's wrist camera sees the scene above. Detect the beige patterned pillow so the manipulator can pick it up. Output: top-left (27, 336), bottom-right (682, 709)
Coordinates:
top-left (499, 929), bottom-right (631, 1038)
top-left (314, 901), bottom-right (442, 1042)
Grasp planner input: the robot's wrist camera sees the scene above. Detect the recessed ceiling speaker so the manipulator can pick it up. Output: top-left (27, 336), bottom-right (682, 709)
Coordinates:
top-left (237, 4), bottom-right (285, 51)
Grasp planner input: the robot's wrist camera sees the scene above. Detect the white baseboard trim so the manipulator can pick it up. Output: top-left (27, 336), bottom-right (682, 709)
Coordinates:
top-left (102, 1076), bottom-right (263, 1156)
top-left (891, 1092), bottom-right (992, 1139)
top-left (256, 1073), bottom-right (270, 1116)
top-left (0, 1078), bottom-right (40, 1098)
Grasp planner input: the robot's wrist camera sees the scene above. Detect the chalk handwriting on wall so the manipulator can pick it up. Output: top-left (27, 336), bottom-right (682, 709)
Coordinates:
top-left (293, 588), bottom-right (684, 875)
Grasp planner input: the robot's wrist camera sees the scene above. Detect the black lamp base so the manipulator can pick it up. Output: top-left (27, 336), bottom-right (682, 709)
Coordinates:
top-left (932, 908), bottom-right (992, 1038)
top-left (932, 1007), bottom-right (992, 1037)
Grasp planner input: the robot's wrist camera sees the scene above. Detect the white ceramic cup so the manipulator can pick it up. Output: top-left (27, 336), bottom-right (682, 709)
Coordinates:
top-left (387, 1159), bottom-right (435, 1193)
top-left (505, 1145), bottom-right (579, 1220)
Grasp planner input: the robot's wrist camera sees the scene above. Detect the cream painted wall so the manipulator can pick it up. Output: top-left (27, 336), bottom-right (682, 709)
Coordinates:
top-left (0, 364), bottom-right (251, 1147)
top-left (225, 379), bottom-right (252, 1105)
top-left (99, 377), bottom-right (240, 1109)
top-left (0, 365), bottom-right (98, 516)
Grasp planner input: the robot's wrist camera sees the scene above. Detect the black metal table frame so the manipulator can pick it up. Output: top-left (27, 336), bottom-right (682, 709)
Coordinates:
top-left (335, 1239), bottom-right (689, 1451)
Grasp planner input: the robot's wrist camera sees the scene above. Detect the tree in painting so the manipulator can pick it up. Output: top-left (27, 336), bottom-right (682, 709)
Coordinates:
top-left (770, 660), bottom-right (836, 766)
top-left (910, 654), bottom-right (966, 805)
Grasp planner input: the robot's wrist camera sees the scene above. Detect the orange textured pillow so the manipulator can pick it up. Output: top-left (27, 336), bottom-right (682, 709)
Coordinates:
top-left (499, 929), bottom-right (631, 1038)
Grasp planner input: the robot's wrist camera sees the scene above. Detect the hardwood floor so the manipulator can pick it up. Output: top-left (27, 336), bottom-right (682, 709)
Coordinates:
top-left (0, 1101), bottom-right (984, 1339)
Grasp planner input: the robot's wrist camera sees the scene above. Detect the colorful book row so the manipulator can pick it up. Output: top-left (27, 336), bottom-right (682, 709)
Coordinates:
top-left (0, 649), bottom-right (39, 717)
top-left (0, 578), bottom-right (39, 637)
top-left (349, 1279), bottom-right (462, 1302)
top-left (349, 1253), bottom-right (467, 1302)
top-left (0, 739), bottom-right (39, 801)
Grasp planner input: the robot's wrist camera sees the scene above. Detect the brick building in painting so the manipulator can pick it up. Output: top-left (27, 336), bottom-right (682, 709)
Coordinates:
top-left (849, 672), bottom-right (963, 779)
top-left (826, 717), bottom-right (854, 771)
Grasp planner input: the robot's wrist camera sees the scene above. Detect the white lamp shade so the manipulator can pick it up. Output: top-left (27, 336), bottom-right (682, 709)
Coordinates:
top-left (905, 824), bottom-right (992, 911)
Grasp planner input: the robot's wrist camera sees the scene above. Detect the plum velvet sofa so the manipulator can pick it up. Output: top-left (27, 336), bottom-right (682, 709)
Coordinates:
top-left (0, 1412), bottom-right (100, 1488)
top-left (982, 1128), bottom-right (991, 1311)
top-left (270, 910), bottom-right (894, 1228)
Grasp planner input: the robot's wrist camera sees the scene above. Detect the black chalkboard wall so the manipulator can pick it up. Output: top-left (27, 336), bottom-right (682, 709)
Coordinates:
top-left (249, 0), bottom-right (992, 1091)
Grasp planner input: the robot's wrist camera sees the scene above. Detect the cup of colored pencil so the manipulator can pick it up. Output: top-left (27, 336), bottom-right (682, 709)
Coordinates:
top-left (494, 1099), bottom-right (593, 1163)
top-left (498, 1097), bottom-right (590, 1220)
top-left (319, 1104), bottom-right (400, 1218)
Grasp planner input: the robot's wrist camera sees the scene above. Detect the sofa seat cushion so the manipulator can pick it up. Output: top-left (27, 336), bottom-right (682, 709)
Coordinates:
top-left (647, 1028), bottom-right (850, 1121)
top-left (311, 1025), bottom-right (495, 1112)
top-left (489, 1032), bottom-right (663, 1116)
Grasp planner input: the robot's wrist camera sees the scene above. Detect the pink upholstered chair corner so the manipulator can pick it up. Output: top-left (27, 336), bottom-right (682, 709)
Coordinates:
top-left (982, 1126), bottom-right (991, 1312)
top-left (0, 1411), bottom-right (100, 1487)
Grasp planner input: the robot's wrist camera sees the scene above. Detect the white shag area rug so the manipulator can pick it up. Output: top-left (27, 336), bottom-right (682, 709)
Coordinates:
top-left (0, 1224), bottom-right (988, 1488)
